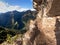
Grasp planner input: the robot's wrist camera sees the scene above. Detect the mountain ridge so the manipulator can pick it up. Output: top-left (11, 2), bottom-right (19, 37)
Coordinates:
top-left (0, 10), bottom-right (37, 29)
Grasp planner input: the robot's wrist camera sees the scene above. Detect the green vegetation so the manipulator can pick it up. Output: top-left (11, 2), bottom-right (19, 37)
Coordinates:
top-left (0, 27), bottom-right (25, 44)
top-left (0, 27), bottom-right (15, 43)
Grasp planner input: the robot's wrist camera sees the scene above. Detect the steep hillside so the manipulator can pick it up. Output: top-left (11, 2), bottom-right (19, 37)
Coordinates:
top-left (0, 10), bottom-right (37, 29)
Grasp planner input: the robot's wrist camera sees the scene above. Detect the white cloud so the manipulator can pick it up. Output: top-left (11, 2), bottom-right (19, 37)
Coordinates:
top-left (30, 8), bottom-right (36, 11)
top-left (0, 1), bottom-right (35, 13)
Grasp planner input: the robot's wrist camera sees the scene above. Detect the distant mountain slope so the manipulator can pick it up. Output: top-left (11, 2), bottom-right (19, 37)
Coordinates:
top-left (0, 10), bottom-right (37, 29)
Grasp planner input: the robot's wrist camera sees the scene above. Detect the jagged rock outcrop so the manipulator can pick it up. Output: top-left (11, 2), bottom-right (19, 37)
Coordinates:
top-left (23, 0), bottom-right (60, 45)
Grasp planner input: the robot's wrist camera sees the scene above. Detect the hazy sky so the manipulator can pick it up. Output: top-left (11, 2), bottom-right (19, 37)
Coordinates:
top-left (0, 0), bottom-right (34, 13)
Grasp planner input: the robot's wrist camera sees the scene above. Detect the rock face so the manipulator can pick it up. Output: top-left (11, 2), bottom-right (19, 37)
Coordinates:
top-left (48, 0), bottom-right (60, 16)
top-left (23, 0), bottom-right (60, 45)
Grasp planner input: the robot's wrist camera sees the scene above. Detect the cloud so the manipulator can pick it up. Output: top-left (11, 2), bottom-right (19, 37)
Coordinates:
top-left (0, 1), bottom-right (35, 13)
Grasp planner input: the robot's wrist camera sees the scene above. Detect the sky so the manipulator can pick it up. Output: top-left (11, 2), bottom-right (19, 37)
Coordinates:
top-left (0, 0), bottom-right (35, 13)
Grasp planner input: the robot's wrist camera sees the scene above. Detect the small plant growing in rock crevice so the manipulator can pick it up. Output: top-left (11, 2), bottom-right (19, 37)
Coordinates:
top-left (6, 34), bottom-right (12, 43)
top-left (6, 34), bottom-right (23, 44)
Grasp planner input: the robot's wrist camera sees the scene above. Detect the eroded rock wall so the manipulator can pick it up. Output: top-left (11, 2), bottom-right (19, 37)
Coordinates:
top-left (23, 0), bottom-right (60, 45)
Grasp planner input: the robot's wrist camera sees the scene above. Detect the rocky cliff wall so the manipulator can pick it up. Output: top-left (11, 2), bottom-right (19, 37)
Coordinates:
top-left (23, 0), bottom-right (60, 45)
